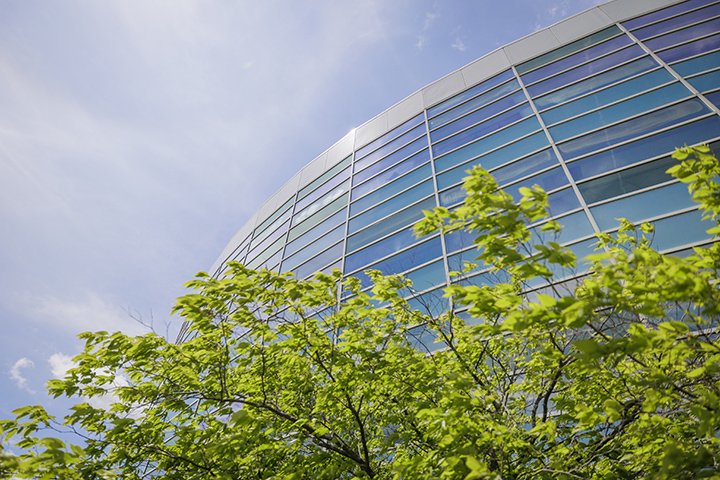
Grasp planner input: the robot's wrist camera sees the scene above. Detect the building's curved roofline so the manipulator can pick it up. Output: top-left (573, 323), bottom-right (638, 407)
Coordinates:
top-left (213, 0), bottom-right (682, 274)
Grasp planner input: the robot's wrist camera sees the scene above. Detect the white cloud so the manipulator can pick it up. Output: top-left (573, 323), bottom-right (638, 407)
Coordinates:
top-left (24, 292), bottom-right (149, 336)
top-left (48, 352), bottom-right (76, 379)
top-left (9, 357), bottom-right (34, 392)
top-left (451, 35), bottom-right (466, 52)
top-left (416, 10), bottom-right (439, 50)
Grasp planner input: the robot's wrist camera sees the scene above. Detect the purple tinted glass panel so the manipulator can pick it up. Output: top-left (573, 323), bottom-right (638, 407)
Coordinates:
top-left (522, 35), bottom-right (632, 85)
top-left (429, 81), bottom-right (521, 130)
top-left (645, 20), bottom-right (720, 50)
top-left (624, 0), bottom-right (717, 30)
top-left (354, 147), bottom-right (430, 185)
top-left (657, 32), bottom-right (720, 62)
top-left (352, 156), bottom-right (430, 200)
top-left (427, 69), bottom-right (514, 118)
top-left (355, 113), bottom-right (424, 159)
top-left (633, 3), bottom-right (720, 40)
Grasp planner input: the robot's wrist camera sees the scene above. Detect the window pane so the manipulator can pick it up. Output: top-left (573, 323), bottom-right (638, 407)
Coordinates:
top-left (505, 167), bottom-right (569, 200)
top-left (295, 168), bottom-right (350, 212)
top-left (558, 99), bottom-right (709, 160)
top-left (517, 25), bottom-right (621, 73)
top-left (282, 223), bottom-right (345, 272)
top-left (540, 68), bottom-right (673, 125)
top-left (288, 193), bottom-right (348, 241)
top-left (293, 184), bottom-right (349, 227)
top-left (248, 219), bottom-right (290, 262)
top-left (645, 19), bottom-right (720, 51)
top-left (429, 79), bottom-right (521, 129)
top-left (657, 32), bottom-right (720, 63)
top-left (492, 148), bottom-right (558, 187)
top-left (624, 0), bottom-right (716, 30)
top-left (356, 123), bottom-right (427, 167)
top-left (253, 198), bottom-right (293, 239)
top-left (534, 57), bottom-right (658, 109)
top-left (436, 132), bottom-right (548, 189)
top-left (522, 34), bottom-right (632, 85)
top-left (439, 184), bottom-right (466, 208)
top-left (348, 180), bottom-right (434, 233)
top-left (578, 157), bottom-right (676, 204)
top-left (354, 147), bottom-right (429, 186)
top-left (345, 227), bottom-right (417, 272)
top-left (251, 208), bottom-right (291, 250)
top-left (354, 136), bottom-right (428, 177)
top-left (346, 197), bottom-right (435, 251)
top-left (294, 241), bottom-right (344, 279)
top-left (285, 207), bottom-right (346, 255)
top-left (633, 3), bottom-right (720, 40)
top-left (527, 45), bottom-right (645, 98)
top-left (405, 260), bottom-right (446, 292)
top-left (567, 115), bottom-right (720, 180)
top-left (428, 70), bottom-right (514, 118)
top-left (350, 163), bottom-right (432, 216)
top-left (549, 83), bottom-right (691, 141)
top-left (354, 237), bottom-right (443, 286)
top-left (355, 113), bottom-right (424, 159)
top-left (431, 102), bottom-right (534, 154)
top-left (547, 188), bottom-right (581, 217)
top-left (554, 211), bottom-right (595, 244)
top-left (688, 69), bottom-right (720, 92)
top-left (353, 156), bottom-right (429, 200)
top-left (671, 50), bottom-right (720, 76)
top-left (652, 209), bottom-right (710, 251)
top-left (298, 156), bottom-right (350, 200)
top-left (590, 182), bottom-right (694, 230)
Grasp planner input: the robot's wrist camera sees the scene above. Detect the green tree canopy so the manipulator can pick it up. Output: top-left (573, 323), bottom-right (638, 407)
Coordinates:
top-left (2, 146), bottom-right (719, 479)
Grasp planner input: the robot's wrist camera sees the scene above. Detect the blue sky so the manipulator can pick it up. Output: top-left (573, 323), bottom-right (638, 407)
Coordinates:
top-left (0, 0), bottom-right (603, 417)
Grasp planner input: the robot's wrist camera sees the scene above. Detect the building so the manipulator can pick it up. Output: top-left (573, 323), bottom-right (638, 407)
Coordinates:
top-left (212, 0), bottom-right (720, 316)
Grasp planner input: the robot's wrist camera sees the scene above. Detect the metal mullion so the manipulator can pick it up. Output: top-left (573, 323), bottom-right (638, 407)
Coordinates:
top-left (686, 65), bottom-right (720, 79)
top-left (618, 23), bottom-right (720, 117)
top-left (337, 132), bottom-right (358, 304)
top-left (512, 65), bottom-right (603, 236)
top-left (551, 94), bottom-right (695, 145)
top-left (544, 78), bottom-right (679, 128)
top-left (523, 40), bottom-right (635, 89)
top-left (429, 86), bottom-right (523, 133)
top-left (424, 108), bottom-right (452, 294)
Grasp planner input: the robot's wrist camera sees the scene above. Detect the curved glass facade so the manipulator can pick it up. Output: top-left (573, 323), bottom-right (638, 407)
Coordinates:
top-left (215, 0), bottom-right (720, 309)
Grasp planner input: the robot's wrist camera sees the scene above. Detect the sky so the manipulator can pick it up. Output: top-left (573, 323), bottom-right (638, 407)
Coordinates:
top-left (0, 0), bottom-right (604, 418)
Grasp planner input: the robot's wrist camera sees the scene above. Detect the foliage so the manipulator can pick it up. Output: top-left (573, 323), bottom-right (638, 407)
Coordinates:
top-left (2, 146), bottom-right (720, 479)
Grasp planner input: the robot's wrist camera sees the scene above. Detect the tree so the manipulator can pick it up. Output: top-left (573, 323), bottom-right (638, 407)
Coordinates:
top-left (1, 145), bottom-right (719, 479)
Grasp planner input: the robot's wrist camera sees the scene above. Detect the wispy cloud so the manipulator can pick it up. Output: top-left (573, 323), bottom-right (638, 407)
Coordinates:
top-left (416, 10), bottom-right (439, 50)
top-left (48, 352), bottom-right (76, 379)
top-left (451, 34), bottom-right (466, 52)
top-left (9, 357), bottom-right (34, 392)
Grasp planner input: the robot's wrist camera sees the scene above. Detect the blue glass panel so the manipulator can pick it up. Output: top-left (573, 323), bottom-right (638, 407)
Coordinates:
top-left (294, 241), bottom-right (344, 279)
top-left (354, 237), bottom-right (443, 286)
top-left (540, 68), bottom-right (673, 125)
top-left (657, 32), bottom-right (720, 63)
top-left (672, 51), bottom-right (720, 76)
top-left (434, 119), bottom-right (542, 174)
top-left (293, 187), bottom-right (349, 227)
top-left (445, 228), bottom-right (476, 255)
top-left (428, 69), bottom-right (514, 118)
top-left (527, 45), bottom-right (645, 98)
top-left (447, 249), bottom-right (486, 277)
top-left (707, 90), bottom-right (720, 108)
top-left (688, 69), bottom-right (720, 91)
top-left (251, 208), bottom-right (291, 250)
top-left (651, 209), bottom-right (710, 251)
top-left (406, 288), bottom-right (448, 319)
top-left (355, 113), bottom-right (424, 159)
top-left (348, 180), bottom-right (433, 233)
top-left (434, 114), bottom-right (540, 159)
top-left (493, 148), bottom-right (558, 187)
top-left (350, 164), bottom-right (431, 216)
top-left (517, 26), bottom-right (621, 74)
top-left (346, 197), bottom-right (435, 251)
top-left (286, 207), bottom-right (345, 253)
top-left (439, 184), bottom-right (466, 208)
top-left (590, 182), bottom-right (694, 230)
top-left (289, 193), bottom-right (348, 240)
top-left (578, 156), bottom-right (677, 204)
top-left (547, 188), bottom-right (581, 217)
top-left (554, 211), bottom-right (594, 244)
top-left (253, 200), bottom-right (292, 240)
top-left (248, 219), bottom-right (290, 262)
top-left (549, 83), bottom-right (692, 141)
top-left (645, 20), bottom-right (720, 51)
top-left (404, 260), bottom-right (446, 292)
top-left (567, 116), bottom-right (720, 180)
top-left (431, 102), bottom-right (533, 154)
top-left (295, 171), bottom-right (349, 213)
top-left (282, 223), bottom-right (345, 272)
top-left (298, 157), bottom-right (350, 201)
top-left (624, 0), bottom-right (716, 30)
top-left (353, 160), bottom-right (429, 203)
top-left (354, 136), bottom-right (428, 178)
top-left (436, 132), bottom-right (549, 189)
top-left (522, 35), bottom-right (632, 85)
top-left (534, 57), bottom-right (658, 110)
top-left (356, 123), bottom-right (427, 168)
top-left (354, 147), bottom-right (429, 186)
top-left (633, 3), bottom-right (720, 40)
top-left (505, 167), bottom-right (569, 200)
top-left (345, 227), bottom-right (416, 272)
top-left (429, 80), bottom-right (521, 129)
top-left (247, 238), bottom-right (284, 269)
top-left (558, 99), bottom-right (709, 160)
